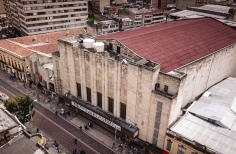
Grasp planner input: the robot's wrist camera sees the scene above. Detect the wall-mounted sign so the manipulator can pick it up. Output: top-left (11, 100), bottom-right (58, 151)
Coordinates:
top-left (72, 101), bottom-right (121, 131)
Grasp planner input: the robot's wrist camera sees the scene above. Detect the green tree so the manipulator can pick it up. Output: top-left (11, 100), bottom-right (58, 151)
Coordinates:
top-left (3, 99), bottom-right (18, 113)
top-left (4, 95), bottom-right (34, 123)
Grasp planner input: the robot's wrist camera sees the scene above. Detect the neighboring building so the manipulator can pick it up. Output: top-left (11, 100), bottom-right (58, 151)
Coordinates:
top-left (92, 0), bottom-right (127, 13)
top-left (3, 0), bottom-right (88, 36)
top-left (176, 0), bottom-right (210, 10)
top-left (170, 5), bottom-right (236, 27)
top-left (229, 6), bottom-right (236, 21)
top-left (0, 109), bottom-right (25, 147)
top-left (165, 77), bottom-right (236, 154)
top-left (118, 17), bottom-right (134, 30)
top-left (92, 17), bottom-right (133, 36)
top-left (104, 5), bottom-right (123, 15)
top-left (0, 0), bottom-right (5, 14)
top-left (0, 29), bottom-right (85, 97)
top-left (118, 8), bottom-right (164, 27)
top-left (52, 17), bottom-right (236, 151)
top-left (96, 20), bottom-right (119, 35)
top-left (129, 0), bottom-right (167, 10)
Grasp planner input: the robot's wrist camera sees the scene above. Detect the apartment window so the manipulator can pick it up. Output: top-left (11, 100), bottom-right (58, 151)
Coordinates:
top-left (108, 97), bottom-right (114, 113)
top-left (123, 22), bottom-right (129, 26)
top-left (77, 83), bottom-right (81, 98)
top-left (120, 103), bottom-right (126, 119)
top-left (155, 83), bottom-right (160, 91)
top-left (164, 85), bottom-right (168, 93)
top-left (177, 146), bottom-right (186, 154)
top-left (166, 140), bottom-right (172, 151)
top-left (86, 87), bottom-right (91, 103)
top-left (117, 46), bottom-right (120, 54)
top-left (97, 92), bottom-right (102, 108)
top-left (158, 0), bottom-right (162, 9)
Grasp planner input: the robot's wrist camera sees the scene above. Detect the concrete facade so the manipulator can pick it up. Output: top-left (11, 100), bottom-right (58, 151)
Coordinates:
top-left (4, 0), bottom-right (88, 36)
top-left (118, 8), bottom-right (164, 27)
top-left (26, 53), bottom-right (55, 93)
top-left (53, 35), bottom-right (186, 149)
top-left (0, 0), bottom-right (5, 14)
top-left (176, 0), bottom-right (205, 10)
top-left (52, 30), bottom-right (236, 150)
top-left (169, 44), bottom-right (236, 124)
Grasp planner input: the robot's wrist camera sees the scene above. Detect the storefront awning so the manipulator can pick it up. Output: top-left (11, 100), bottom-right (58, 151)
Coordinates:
top-left (63, 94), bottom-right (139, 138)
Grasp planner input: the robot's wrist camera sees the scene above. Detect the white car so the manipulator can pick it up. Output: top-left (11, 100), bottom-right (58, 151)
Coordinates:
top-left (0, 93), bottom-right (9, 101)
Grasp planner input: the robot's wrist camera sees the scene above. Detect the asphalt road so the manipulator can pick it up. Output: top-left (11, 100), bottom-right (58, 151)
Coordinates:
top-left (0, 78), bottom-right (116, 154)
top-left (0, 80), bottom-right (20, 99)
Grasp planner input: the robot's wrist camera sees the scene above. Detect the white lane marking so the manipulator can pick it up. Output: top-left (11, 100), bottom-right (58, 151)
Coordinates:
top-left (35, 110), bottom-right (100, 154)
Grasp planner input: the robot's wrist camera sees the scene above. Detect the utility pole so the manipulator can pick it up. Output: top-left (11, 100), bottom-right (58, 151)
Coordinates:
top-left (29, 104), bottom-right (33, 121)
top-left (114, 129), bottom-right (117, 148)
top-left (36, 82), bottom-right (40, 101)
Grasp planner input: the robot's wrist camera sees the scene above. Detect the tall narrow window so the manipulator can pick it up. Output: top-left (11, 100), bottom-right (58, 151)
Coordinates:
top-left (166, 139), bottom-right (172, 151)
top-left (177, 146), bottom-right (186, 154)
top-left (155, 83), bottom-right (160, 91)
top-left (77, 83), bottom-right (81, 98)
top-left (108, 97), bottom-right (114, 113)
top-left (97, 92), bottom-right (102, 108)
top-left (86, 87), bottom-right (91, 103)
top-left (120, 103), bottom-right (126, 119)
top-left (109, 43), bottom-right (113, 51)
top-left (158, 0), bottom-right (162, 9)
top-left (164, 85), bottom-right (168, 93)
top-left (117, 46), bottom-right (120, 54)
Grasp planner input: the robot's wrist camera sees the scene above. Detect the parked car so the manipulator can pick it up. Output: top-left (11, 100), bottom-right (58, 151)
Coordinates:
top-left (0, 92), bottom-right (9, 101)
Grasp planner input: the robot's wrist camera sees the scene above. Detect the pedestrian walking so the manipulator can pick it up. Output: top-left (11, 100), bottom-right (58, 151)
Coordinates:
top-left (73, 149), bottom-right (77, 154)
top-left (79, 126), bottom-right (82, 131)
top-left (57, 147), bottom-right (59, 153)
top-left (36, 128), bottom-right (39, 133)
top-left (112, 143), bottom-right (115, 149)
top-left (55, 110), bottom-right (58, 116)
top-left (23, 82), bottom-right (26, 88)
top-left (74, 138), bottom-right (77, 144)
top-left (54, 139), bottom-right (57, 146)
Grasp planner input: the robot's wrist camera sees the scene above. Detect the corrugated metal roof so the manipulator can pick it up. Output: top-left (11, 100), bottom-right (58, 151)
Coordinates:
top-left (0, 109), bottom-right (18, 133)
top-left (189, 77), bottom-right (236, 130)
top-left (170, 10), bottom-right (227, 19)
top-left (170, 113), bottom-right (236, 154)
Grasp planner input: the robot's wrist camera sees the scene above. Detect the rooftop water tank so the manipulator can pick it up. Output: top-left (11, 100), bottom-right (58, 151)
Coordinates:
top-left (83, 38), bottom-right (95, 48)
top-left (93, 42), bottom-right (104, 53)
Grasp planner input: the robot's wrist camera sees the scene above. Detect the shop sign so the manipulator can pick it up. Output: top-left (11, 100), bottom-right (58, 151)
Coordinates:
top-left (72, 101), bottom-right (121, 131)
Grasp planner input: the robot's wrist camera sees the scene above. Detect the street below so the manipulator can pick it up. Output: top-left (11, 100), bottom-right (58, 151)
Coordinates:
top-left (0, 78), bottom-right (116, 154)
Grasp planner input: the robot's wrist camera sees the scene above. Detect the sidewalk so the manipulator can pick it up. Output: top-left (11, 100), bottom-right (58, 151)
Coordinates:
top-left (0, 69), bottom-right (140, 154)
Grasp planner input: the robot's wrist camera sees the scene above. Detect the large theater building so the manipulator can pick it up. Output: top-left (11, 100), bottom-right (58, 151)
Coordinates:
top-left (52, 17), bottom-right (236, 151)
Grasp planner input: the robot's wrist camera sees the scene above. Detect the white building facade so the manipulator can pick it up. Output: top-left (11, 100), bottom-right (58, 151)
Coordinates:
top-left (4, 0), bottom-right (88, 36)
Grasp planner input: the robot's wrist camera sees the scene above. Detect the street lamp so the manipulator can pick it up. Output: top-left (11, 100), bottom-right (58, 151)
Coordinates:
top-left (114, 129), bottom-right (117, 148)
top-left (35, 82), bottom-right (40, 101)
top-left (29, 103), bottom-right (33, 121)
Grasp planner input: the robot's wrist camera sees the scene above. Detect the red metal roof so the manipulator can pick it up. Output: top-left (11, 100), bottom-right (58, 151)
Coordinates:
top-left (96, 18), bottom-right (236, 72)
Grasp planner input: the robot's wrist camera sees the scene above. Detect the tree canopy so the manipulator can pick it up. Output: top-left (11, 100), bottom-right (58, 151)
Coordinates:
top-left (4, 95), bottom-right (34, 123)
